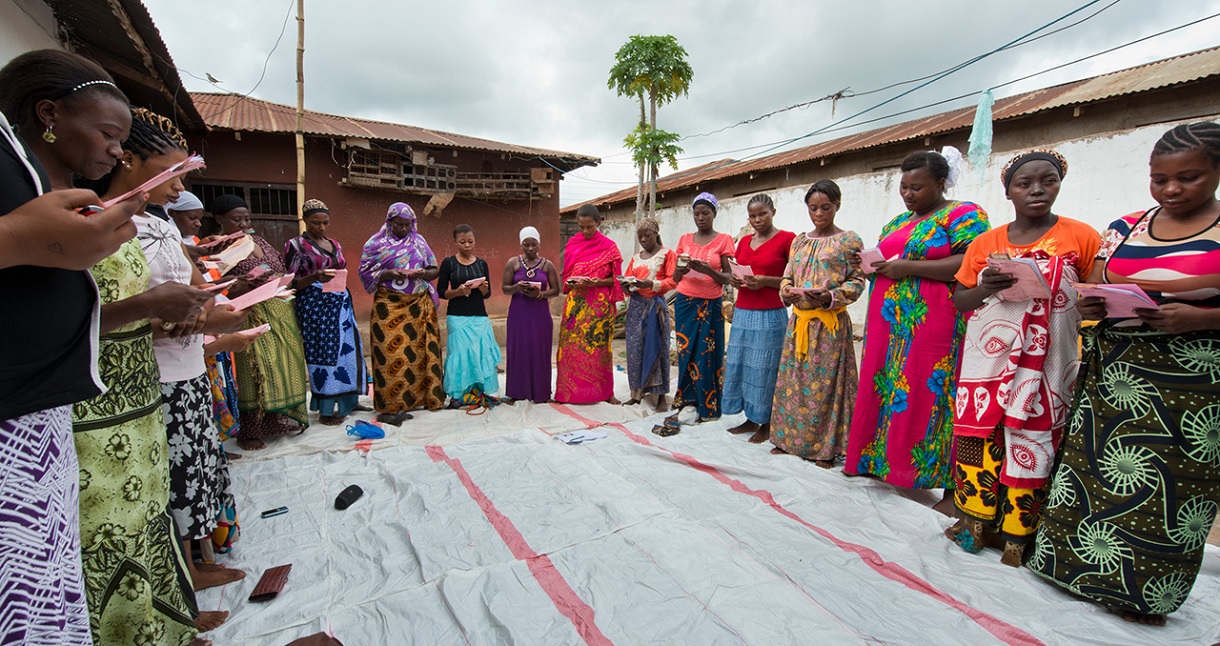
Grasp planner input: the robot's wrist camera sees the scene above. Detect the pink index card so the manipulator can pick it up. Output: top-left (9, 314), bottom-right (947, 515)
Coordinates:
top-left (1072, 283), bottom-right (1160, 318)
top-left (988, 257), bottom-right (1051, 301)
top-left (238, 323), bottom-right (272, 339)
top-left (322, 269), bottom-right (348, 293)
top-left (859, 247), bottom-right (886, 274)
top-left (226, 277), bottom-right (290, 311)
top-left (101, 154), bottom-right (206, 208)
top-left (196, 231), bottom-right (247, 249)
top-left (729, 260), bottom-right (754, 279)
top-left (462, 276), bottom-right (487, 288)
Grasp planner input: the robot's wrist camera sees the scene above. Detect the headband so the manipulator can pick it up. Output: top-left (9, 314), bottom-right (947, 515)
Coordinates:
top-left (166, 190), bottom-right (204, 212)
top-left (519, 226), bottom-right (540, 243)
top-left (302, 198), bottom-right (329, 218)
top-left (68, 80), bottom-right (119, 95)
top-left (1001, 150), bottom-right (1067, 190)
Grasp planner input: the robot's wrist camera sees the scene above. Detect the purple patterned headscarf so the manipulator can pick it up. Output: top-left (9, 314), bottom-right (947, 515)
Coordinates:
top-left (692, 192), bottom-right (718, 212)
top-left (359, 202), bottom-right (438, 303)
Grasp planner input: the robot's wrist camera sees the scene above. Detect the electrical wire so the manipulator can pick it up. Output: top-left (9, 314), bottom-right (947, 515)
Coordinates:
top-left (676, 0), bottom-right (1123, 141)
top-left (191, 0), bottom-right (297, 121)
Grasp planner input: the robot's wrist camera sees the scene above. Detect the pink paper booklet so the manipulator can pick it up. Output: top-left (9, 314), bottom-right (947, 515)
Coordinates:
top-left (226, 275), bottom-right (294, 311)
top-left (101, 154), bottom-right (206, 208)
top-left (859, 247), bottom-right (888, 274)
top-left (1072, 283), bottom-right (1160, 318)
top-left (322, 269), bottom-right (348, 293)
top-left (988, 257), bottom-right (1051, 301)
top-left (728, 260), bottom-right (754, 279)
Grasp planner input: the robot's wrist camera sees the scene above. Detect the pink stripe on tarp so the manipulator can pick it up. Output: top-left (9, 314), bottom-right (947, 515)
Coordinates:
top-left (549, 404), bottom-right (1044, 646)
top-left (425, 445), bottom-right (613, 646)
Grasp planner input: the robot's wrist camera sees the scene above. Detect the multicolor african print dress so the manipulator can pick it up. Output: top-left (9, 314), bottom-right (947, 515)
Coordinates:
top-left (73, 239), bottom-right (197, 645)
top-left (226, 236), bottom-right (310, 440)
top-left (949, 218), bottom-right (1100, 545)
top-left (769, 231), bottom-right (865, 460)
top-left (844, 201), bottom-right (989, 487)
top-left (1028, 208), bottom-right (1220, 615)
top-left (285, 234), bottom-right (366, 419)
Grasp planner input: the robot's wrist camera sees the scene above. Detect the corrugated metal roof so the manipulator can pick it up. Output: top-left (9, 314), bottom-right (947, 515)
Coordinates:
top-left (44, 0), bottom-right (205, 130)
top-left (191, 93), bottom-right (599, 169)
top-left (567, 44), bottom-right (1220, 211)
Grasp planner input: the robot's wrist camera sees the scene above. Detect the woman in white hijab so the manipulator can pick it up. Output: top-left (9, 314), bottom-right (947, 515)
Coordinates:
top-left (500, 225), bottom-right (560, 403)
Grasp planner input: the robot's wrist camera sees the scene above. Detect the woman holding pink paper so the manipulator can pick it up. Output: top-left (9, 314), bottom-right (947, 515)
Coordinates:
top-left (216, 194), bottom-right (311, 450)
top-left (555, 205), bottom-right (624, 405)
top-left (1029, 123), bottom-right (1220, 625)
top-left (723, 194), bottom-right (795, 442)
top-left (502, 226), bottom-right (560, 404)
top-left (945, 150), bottom-right (1098, 565)
top-left (438, 223), bottom-right (501, 404)
top-left (284, 198), bottom-right (366, 426)
top-left (770, 181), bottom-right (865, 466)
top-left (844, 149), bottom-right (988, 504)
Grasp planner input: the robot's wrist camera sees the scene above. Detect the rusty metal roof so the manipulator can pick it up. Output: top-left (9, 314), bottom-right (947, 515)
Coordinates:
top-left (44, 0), bottom-right (205, 131)
top-left (191, 92), bottom-right (599, 170)
top-left (568, 44), bottom-right (1220, 211)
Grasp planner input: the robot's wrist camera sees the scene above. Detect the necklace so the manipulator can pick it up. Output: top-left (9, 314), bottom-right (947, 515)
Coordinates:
top-left (520, 255), bottom-right (543, 278)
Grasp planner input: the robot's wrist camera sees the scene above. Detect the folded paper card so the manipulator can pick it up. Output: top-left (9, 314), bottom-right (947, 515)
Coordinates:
top-left (729, 260), bottom-right (754, 279)
top-left (1072, 282), bottom-right (1160, 318)
top-left (322, 268), bottom-right (348, 293)
top-left (987, 257), bottom-right (1051, 301)
top-left (102, 154), bottom-right (206, 208)
top-left (226, 276), bottom-right (294, 311)
top-left (555, 430), bottom-right (608, 445)
top-left (859, 247), bottom-right (887, 274)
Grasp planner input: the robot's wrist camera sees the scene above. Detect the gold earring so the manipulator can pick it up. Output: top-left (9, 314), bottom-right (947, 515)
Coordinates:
top-left (42, 124), bottom-right (56, 143)
top-left (121, 160), bottom-right (132, 169)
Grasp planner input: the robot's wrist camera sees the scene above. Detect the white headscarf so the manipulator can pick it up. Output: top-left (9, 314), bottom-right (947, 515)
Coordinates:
top-left (519, 226), bottom-right (540, 243)
top-left (166, 190), bottom-right (204, 212)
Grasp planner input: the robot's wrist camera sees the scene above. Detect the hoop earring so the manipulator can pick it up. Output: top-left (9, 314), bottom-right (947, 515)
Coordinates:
top-left (42, 124), bottom-right (56, 143)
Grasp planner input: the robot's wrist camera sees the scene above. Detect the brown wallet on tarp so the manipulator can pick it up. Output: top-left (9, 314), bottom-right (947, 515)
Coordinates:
top-left (249, 564), bottom-right (292, 602)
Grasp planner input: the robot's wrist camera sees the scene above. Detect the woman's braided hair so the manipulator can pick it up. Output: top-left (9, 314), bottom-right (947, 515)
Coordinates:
top-left (1151, 122), bottom-right (1220, 166)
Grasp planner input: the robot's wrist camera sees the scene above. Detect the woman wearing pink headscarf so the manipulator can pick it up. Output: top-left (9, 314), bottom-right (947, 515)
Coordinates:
top-left (359, 202), bottom-right (444, 425)
top-left (555, 205), bottom-right (624, 404)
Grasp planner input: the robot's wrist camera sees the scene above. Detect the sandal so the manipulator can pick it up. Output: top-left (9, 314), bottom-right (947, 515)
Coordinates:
top-left (949, 519), bottom-right (985, 554)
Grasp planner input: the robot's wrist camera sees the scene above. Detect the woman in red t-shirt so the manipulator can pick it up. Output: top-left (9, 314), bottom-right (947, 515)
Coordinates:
top-left (724, 194), bottom-right (795, 442)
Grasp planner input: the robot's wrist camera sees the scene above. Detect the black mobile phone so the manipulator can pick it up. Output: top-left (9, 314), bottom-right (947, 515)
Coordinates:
top-left (261, 506), bottom-right (288, 518)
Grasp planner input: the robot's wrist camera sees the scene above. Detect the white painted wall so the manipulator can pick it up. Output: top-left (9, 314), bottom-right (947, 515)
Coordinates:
top-left (0, 0), bottom-right (60, 64)
top-left (602, 117), bottom-right (1220, 325)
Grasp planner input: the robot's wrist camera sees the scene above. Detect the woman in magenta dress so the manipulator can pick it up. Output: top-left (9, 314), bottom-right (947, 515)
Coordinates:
top-left (502, 226), bottom-right (560, 403)
top-left (844, 149), bottom-right (989, 508)
top-left (555, 205), bottom-right (624, 404)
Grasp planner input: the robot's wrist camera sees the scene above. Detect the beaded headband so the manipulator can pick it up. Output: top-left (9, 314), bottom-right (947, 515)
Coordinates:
top-left (68, 80), bottom-right (119, 95)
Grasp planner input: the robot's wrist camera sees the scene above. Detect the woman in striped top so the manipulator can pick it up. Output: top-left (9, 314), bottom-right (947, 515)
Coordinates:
top-left (1028, 122), bottom-right (1220, 626)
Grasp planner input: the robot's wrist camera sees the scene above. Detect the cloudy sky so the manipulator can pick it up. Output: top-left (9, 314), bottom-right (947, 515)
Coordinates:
top-left (144, 0), bottom-right (1220, 206)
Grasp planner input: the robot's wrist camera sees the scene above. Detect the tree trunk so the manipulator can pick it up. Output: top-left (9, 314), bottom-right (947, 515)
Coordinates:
top-left (649, 94), bottom-right (658, 216)
top-left (635, 97), bottom-right (646, 220)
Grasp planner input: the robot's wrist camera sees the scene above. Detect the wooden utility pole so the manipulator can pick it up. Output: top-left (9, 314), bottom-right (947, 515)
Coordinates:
top-left (295, 0), bottom-right (306, 233)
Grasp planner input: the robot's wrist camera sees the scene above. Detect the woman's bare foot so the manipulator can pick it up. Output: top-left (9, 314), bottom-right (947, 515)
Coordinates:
top-left (606, 396), bottom-right (622, 405)
top-left (188, 639), bottom-right (212, 646)
top-left (1121, 610), bottom-right (1167, 626)
top-left (192, 566), bottom-right (246, 591)
top-left (194, 610), bottom-right (228, 632)
top-left (623, 398), bottom-right (641, 406)
top-left (747, 424), bottom-right (770, 444)
top-left (656, 396), bottom-right (669, 413)
top-left (318, 415), bottom-right (344, 426)
top-left (236, 437), bottom-right (265, 450)
top-left (727, 420), bottom-right (759, 435)
top-left (812, 459), bottom-right (835, 469)
top-left (770, 447), bottom-right (785, 455)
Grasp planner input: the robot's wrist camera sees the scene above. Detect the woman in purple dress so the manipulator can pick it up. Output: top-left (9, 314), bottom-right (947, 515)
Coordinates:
top-left (502, 226), bottom-right (560, 403)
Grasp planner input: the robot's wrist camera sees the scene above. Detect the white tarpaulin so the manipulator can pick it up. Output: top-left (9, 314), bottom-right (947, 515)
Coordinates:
top-left (199, 395), bottom-right (1220, 645)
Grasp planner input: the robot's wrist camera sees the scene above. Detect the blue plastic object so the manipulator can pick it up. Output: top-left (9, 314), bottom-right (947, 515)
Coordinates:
top-left (346, 420), bottom-right (385, 439)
